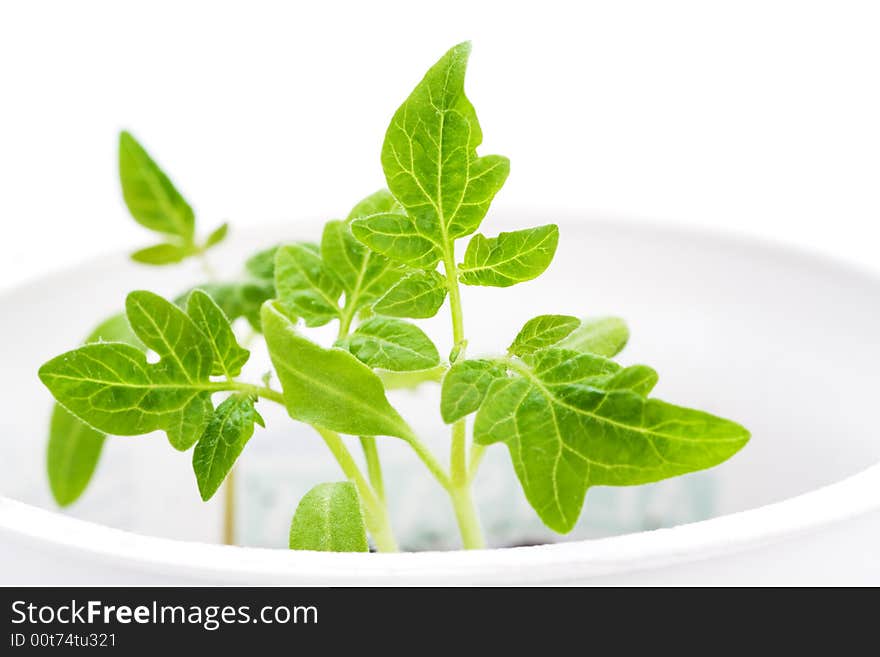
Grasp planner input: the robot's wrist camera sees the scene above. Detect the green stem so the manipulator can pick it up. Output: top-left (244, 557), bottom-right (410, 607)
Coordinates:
top-left (441, 247), bottom-right (486, 549)
top-left (315, 427), bottom-right (398, 553)
top-left (359, 436), bottom-right (385, 503)
top-left (450, 484), bottom-right (486, 550)
top-left (224, 381), bottom-right (285, 405)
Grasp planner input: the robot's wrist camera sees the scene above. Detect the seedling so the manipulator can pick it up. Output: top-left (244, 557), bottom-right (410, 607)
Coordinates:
top-left (39, 43), bottom-right (750, 552)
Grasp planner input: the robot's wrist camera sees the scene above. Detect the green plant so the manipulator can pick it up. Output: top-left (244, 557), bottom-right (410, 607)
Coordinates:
top-left (39, 42), bottom-right (750, 552)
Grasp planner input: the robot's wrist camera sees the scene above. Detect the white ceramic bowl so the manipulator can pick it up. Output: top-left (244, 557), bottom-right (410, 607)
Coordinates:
top-left (1, 215), bottom-right (878, 584)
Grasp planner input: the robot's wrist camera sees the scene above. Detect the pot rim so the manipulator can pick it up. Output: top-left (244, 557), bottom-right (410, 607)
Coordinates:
top-left (3, 214), bottom-right (879, 583)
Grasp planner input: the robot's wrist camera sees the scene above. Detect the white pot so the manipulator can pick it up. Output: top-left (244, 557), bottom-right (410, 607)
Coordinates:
top-left (1, 215), bottom-right (878, 585)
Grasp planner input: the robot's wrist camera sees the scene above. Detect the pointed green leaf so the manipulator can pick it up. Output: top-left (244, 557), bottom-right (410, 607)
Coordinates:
top-left (192, 394), bottom-right (264, 501)
top-left (350, 213), bottom-right (441, 268)
top-left (274, 243), bottom-right (342, 327)
top-left (440, 359), bottom-right (507, 424)
top-left (186, 289), bottom-right (250, 378)
top-left (321, 220), bottom-right (404, 311)
top-left (203, 222), bottom-right (229, 249)
top-left (130, 242), bottom-right (194, 265)
top-left (262, 302), bottom-right (413, 439)
top-left (474, 361), bottom-right (750, 533)
top-left (289, 482), bottom-right (369, 552)
top-left (555, 316), bottom-right (629, 357)
top-left (118, 131), bottom-right (195, 242)
top-left (39, 292), bottom-right (216, 450)
top-left (346, 188), bottom-right (403, 220)
top-left (373, 270), bottom-right (447, 319)
top-left (459, 224), bottom-right (559, 287)
top-left (339, 317), bottom-right (440, 372)
top-left (509, 315), bottom-right (579, 357)
top-left (47, 313), bottom-right (144, 507)
top-left (381, 42), bottom-right (509, 246)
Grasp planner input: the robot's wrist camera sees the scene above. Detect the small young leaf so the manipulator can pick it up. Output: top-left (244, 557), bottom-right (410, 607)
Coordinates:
top-left (262, 302), bottom-right (414, 439)
top-left (440, 359), bottom-right (507, 424)
top-left (530, 348), bottom-right (620, 384)
top-left (46, 312), bottom-right (144, 507)
top-left (339, 317), bottom-right (440, 372)
top-left (380, 42), bottom-right (509, 246)
top-left (130, 242), bottom-right (194, 265)
top-left (509, 315), bottom-right (579, 356)
top-left (373, 270), bottom-right (447, 319)
top-left (459, 225), bottom-right (559, 287)
top-left (186, 289), bottom-right (250, 378)
top-left (39, 291), bottom-right (216, 450)
top-left (274, 243), bottom-right (341, 327)
top-left (555, 316), bottom-right (629, 358)
top-left (203, 222), bottom-right (229, 249)
top-left (346, 188), bottom-right (403, 220)
top-left (192, 394), bottom-right (264, 501)
top-left (474, 360), bottom-right (750, 533)
top-left (289, 482), bottom-right (369, 552)
top-left (118, 131), bottom-right (195, 242)
top-left (321, 219), bottom-right (403, 311)
top-left (350, 213), bottom-right (440, 268)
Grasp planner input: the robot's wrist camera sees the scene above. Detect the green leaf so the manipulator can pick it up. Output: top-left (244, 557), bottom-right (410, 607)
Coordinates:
top-left (130, 242), bottom-right (194, 265)
top-left (274, 243), bottom-right (341, 327)
top-left (186, 289), bottom-right (250, 378)
top-left (473, 359), bottom-right (750, 533)
top-left (380, 42), bottom-right (509, 247)
top-left (459, 225), bottom-right (559, 287)
top-left (192, 394), bottom-right (264, 501)
top-left (203, 222), bottom-right (229, 249)
top-left (177, 281), bottom-right (274, 332)
top-left (289, 482), bottom-right (369, 552)
top-left (346, 188), bottom-right (403, 220)
top-left (350, 213), bottom-right (440, 268)
top-left (509, 315), bottom-right (579, 357)
top-left (555, 316), bottom-right (629, 358)
top-left (377, 365), bottom-right (447, 390)
top-left (339, 317), bottom-right (440, 372)
top-left (440, 359), bottom-right (507, 424)
top-left (245, 245), bottom-right (279, 281)
top-left (373, 270), bottom-right (447, 319)
top-left (605, 365), bottom-right (659, 396)
top-left (47, 407), bottom-right (106, 507)
top-left (321, 219), bottom-right (404, 312)
top-left (118, 131), bottom-right (195, 242)
top-left (46, 313), bottom-right (144, 507)
top-left (39, 291), bottom-right (216, 450)
top-left (262, 302), bottom-right (413, 439)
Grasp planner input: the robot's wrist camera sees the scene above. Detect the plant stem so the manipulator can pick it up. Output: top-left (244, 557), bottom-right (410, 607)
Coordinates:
top-left (441, 247), bottom-right (486, 549)
top-left (315, 427), bottom-right (398, 553)
top-left (225, 381), bottom-right (285, 405)
top-left (450, 484), bottom-right (486, 550)
top-left (359, 436), bottom-right (385, 503)
top-left (223, 467), bottom-right (236, 545)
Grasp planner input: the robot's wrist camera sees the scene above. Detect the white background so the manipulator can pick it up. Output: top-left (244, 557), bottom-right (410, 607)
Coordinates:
top-left (2, 0), bottom-right (880, 288)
